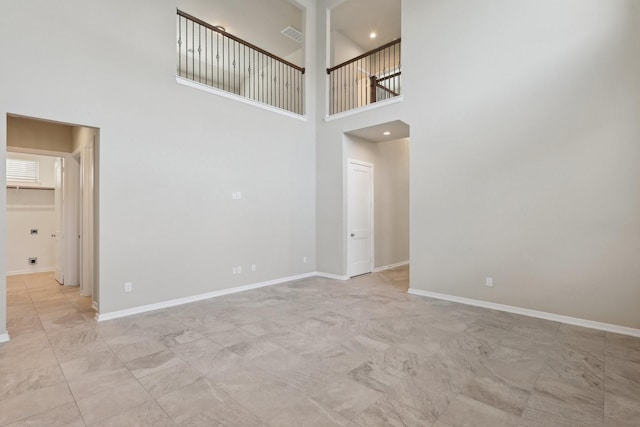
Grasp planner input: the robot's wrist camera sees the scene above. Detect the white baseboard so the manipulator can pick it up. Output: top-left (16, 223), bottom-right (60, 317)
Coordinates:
top-left (0, 331), bottom-right (10, 343)
top-left (315, 272), bottom-right (350, 281)
top-left (7, 267), bottom-right (55, 276)
top-left (374, 260), bottom-right (409, 273)
top-left (408, 288), bottom-right (640, 338)
top-left (97, 272), bottom-right (317, 322)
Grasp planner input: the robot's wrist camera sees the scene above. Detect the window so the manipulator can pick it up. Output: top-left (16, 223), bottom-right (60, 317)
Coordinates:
top-left (6, 158), bottom-right (40, 184)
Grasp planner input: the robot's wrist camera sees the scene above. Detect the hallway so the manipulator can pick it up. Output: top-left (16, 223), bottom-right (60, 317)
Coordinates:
top-left (5, 273), bottom-right (94, 339)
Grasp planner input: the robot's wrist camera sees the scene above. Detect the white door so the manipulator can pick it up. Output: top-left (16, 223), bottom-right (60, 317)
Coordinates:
top-left (348, 160), bottom-right (374, 277)
top-left (53, 158), bottom-right (64, 284)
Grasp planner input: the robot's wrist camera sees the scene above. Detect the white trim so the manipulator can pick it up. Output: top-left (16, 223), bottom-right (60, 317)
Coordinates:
top-left (97, 272), bottom-right (317, 322)
top-left (316, 272), bottom-right (350, 281)
top-left (6, 205), bottom-right (55, 212)
top-left (7, 267), bottom-right (56, 276)
top-left (0, 332), bottom-right (9, 343)
top-left (176, 77), bottom-right (307, 122)
top-left (374, 260), bottom-right (409, 273)
top-left (408, 289), bottom-right (640, 338)
top-left (324, 96), bottom-right (403, 122)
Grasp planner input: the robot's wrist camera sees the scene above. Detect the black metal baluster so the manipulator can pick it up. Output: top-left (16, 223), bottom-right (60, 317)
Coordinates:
top-left (185, 19), bottom-right (189, 78)
top-left (191, 21), bottom-right (195, 80)
top-left (210, 29), bottom-right (214, 86)
top-left (359, 59), bottom-right (362, 107)
top-left (198, 24), bottom-right (201, 82)
top-left (351, 61), bottom-right (355, 110)
top-left (288, 66), bottom-right (291, 112)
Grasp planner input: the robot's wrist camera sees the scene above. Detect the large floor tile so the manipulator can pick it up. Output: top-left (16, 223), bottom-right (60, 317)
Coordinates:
top-left (3, 402), bottom-right (84, 427)
top-left (89, 401), bottom-right (175, 427)
top-left (75, 378), bottom-right (152, 425)
top-left (4, 267), bottom-right (640, 426)
top-left (433, 395), bottom-right (520, 427)
top-left (0, 383), bottom-right (74, 426)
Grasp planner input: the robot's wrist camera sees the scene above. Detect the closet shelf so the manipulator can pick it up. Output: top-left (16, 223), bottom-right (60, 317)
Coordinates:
top-left (6, 185), bottom-right (55, 190)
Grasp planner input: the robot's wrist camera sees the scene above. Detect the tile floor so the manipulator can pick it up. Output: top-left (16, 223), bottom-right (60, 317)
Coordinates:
top-left (1, 268), bottom-right (639, 426)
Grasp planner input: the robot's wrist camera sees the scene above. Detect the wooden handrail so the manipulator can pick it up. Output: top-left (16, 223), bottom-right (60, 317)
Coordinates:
top-left (177, 9), bottom-right (305, 74)
top-left (376, 71), bottom-right (401, 83)
top-left (376, 83), bottom-right (399, 97)
top-left (327, 38), bottom-right (401, 74)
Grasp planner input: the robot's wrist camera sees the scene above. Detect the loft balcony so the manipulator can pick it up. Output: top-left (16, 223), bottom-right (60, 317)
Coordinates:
top-left (176, 9), bottom-right (305, 115)
top-left (326, 39), bottom-right (401, 115)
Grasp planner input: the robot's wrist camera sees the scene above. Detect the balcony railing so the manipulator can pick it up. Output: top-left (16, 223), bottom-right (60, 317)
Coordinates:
top-left (177, 9), bottom-right (305, 115)
top-left (327, 39), bottom-right (401, 115)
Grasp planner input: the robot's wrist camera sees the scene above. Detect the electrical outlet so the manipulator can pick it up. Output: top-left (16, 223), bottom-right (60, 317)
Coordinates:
top-left (486, 277), bottom-right (493, 287)
top-left (28, 257), bottom-right (38, 265)
top-left (124, 282), bottom-right (133, 292)
top-left (251, 264), bottom-right (256, 272)
top-left (303, 257), bottom-right (307, 263)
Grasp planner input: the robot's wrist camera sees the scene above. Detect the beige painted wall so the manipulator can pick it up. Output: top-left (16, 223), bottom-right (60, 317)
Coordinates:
top-left (347, 136), bottom-right (409, 268)
top-left (7, 116), bottom-right (73, 153)
top-left (72, 126), bottom-right (96, 154)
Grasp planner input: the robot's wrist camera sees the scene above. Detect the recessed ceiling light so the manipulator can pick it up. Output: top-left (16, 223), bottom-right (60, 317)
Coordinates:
top-left (370, 32), bottom-right (377, 39)
top-left (383, 131), bottom-right (391, 136)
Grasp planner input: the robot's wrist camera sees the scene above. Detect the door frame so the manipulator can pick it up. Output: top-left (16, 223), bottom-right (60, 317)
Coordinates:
top-left (78, 140), bottom-right (95, 299)
top-left (7, 148), bottom-right (80, 282)
top-left (346, 158), bottom-right (374, 277)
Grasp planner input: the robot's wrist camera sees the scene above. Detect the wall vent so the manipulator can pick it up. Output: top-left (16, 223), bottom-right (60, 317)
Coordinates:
top-left (281, 26), bottom-right (303, 43)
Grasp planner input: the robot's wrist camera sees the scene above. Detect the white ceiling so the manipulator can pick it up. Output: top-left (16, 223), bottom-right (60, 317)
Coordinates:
top-left (331, 0), bottom-right (401, 52)
top-left (346, 120), bottom-right (409, 143)
top-left (177, 0), bottom-right (303, 64)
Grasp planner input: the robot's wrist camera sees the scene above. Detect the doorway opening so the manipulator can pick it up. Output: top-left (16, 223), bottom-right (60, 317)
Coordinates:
top-left (5, 114), bottom-right (99, 337)
top-left (344, 120), bottom-right (410, 283)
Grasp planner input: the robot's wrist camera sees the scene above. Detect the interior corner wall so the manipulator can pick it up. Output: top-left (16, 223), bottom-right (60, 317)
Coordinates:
top-left (0, 116), bottom-right (6, 337)
top-left (347, 136), bottom-right (409, 268)
top-left (330, 30), bottom-right (365, 67)
top-left (0, 0), bottom-right (318, 321)
top-left (405, 0), bottom-right (640, 328)
top-left (315, 0), bottom-right (408, 277)
top-left (72, 126), bottom-right (96, 154)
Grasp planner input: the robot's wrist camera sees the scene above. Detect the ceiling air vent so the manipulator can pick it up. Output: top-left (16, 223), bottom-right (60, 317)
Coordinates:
top-left (281, 26), bottom-right (303, 43)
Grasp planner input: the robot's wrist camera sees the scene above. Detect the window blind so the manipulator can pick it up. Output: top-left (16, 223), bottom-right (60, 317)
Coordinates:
top-left (7, 158), bottom-right (40, 183)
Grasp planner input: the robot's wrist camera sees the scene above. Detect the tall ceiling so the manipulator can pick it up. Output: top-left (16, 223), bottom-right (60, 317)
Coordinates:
top-left (331, 0), bottom-right (401, 52)
top-left (177, 0), bottom-right (303, 63)
top-left (176, 0), bottom-right (402, 66)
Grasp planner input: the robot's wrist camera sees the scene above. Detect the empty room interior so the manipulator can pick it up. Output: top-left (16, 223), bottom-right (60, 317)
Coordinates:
top-left (1, 0), bottom-right (639, 426)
